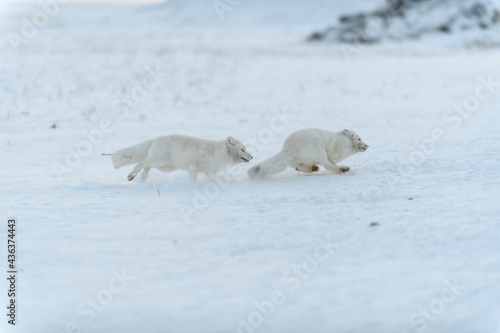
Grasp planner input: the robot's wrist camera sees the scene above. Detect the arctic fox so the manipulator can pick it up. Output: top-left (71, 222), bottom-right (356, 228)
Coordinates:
top-left (112, 135), bottom-right (253, 181)
top-left (247, 128), bottom-right (368, 179)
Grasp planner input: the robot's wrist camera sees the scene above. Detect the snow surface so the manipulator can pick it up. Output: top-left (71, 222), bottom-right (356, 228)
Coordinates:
top-left (1, 1), bottom-right (500, 333)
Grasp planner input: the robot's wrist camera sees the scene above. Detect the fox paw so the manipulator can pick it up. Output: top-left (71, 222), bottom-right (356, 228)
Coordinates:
top-left (127, 174), bottom-right (136, 181)
top-left (296, 164), bottom-right (320, 173)
top-left (338, 166), bottom-right (350, 173)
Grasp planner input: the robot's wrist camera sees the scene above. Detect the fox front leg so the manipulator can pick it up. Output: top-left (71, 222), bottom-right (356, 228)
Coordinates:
top-left (322, 162), bottom-right (350, 173)
top-left (318, 154), bottom-right (350, 173)
top-left (141, 167), bottom-right (151, 182)
top-left (188, 164), bottom-right (199, 181)
top-left (128, 161), bottom-right (145, 181)
top-left (295, 164), bottom-right (320, 173)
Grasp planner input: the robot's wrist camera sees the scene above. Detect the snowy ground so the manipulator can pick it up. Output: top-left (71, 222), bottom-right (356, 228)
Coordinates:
top-left (1, 1), bottom-right (500, 333)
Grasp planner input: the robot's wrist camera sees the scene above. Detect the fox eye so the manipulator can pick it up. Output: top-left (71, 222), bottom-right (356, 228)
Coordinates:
top-left (241, 149), bottom-right (245, 152)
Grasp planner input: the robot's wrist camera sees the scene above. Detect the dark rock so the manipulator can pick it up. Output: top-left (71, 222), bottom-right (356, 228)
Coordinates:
top-left (307, 0), bottom-right (500, 44)
top-left (307, 32), bottom-right (324, 41)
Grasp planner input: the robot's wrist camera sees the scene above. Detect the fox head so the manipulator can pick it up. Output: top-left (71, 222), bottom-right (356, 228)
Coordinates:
top-left (342, 129), bottom-right (369, 153)
top-left (226, 136), bottom-right (253, 163)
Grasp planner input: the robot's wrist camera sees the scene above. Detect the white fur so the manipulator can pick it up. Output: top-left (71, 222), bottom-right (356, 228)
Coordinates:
top-left (112, 135), bottom-right (252, 182)
top-left (247, 128), bottom-right (369, 179)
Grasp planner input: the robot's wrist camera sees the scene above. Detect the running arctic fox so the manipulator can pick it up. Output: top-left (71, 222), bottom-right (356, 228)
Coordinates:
top-left (247, 128), bottom-right (368, 179)
top-left (112, 135), bottom-right (253, 181)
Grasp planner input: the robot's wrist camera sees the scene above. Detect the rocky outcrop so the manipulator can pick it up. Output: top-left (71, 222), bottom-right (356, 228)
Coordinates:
top-left (308, 0), bottom-right (500, 44)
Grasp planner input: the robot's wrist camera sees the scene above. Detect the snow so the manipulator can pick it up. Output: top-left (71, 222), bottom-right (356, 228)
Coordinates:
top-left (1, 1), bottom-right (500, 333)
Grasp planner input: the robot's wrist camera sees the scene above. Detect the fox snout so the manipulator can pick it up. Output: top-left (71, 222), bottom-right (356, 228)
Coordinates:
top-left (241, 155), bottom-right (253, 162)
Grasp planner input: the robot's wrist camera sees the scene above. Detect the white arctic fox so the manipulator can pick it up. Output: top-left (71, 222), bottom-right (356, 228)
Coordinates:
top-left (112, 135), bottom-right (253, 181)
top-left (247, 128), bottom-right (368, 179)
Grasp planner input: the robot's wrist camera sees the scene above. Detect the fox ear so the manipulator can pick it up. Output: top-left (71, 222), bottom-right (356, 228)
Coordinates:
top-left (227, 136), bottom-right (236, 146)
top-left (342, 129), bottom-right (351, 137)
